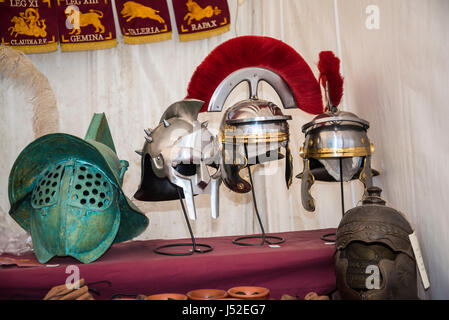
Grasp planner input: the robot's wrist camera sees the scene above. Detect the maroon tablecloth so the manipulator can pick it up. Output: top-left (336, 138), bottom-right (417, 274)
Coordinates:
top-left (0, 229), bottom-right (336, 300)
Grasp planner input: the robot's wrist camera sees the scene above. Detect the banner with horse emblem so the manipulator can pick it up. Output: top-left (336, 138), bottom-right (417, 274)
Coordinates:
top-left (115, 0), bottom-right (172, 44)
top-left (172, 0), bottom-right (230, 41)
top-left (0, 0), bottom-right (59, 53)
top-left (55, 0), bottom-right (116, 52)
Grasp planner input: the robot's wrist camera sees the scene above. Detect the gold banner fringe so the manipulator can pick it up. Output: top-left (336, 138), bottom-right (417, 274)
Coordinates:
top-left (5, 42), bottom-right (58, 54)
top-left (124, 32), bottom-right (172, 44)
top-left (179, 24), bottom-right (230, 42)
top-left (61, 39), bottom-right (116, 52)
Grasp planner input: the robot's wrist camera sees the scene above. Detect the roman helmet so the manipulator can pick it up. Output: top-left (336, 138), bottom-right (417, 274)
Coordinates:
top-left (218, 98), bottom-right (292, 193)
top-left (297, 51), bottom-right (379, 211)
top-left (134, 99), bottom-right (221, 220)
top-left (335, 187), bottom-right (418, 300)
top-left (186, 36), bottom-right (325, 194)
top-left (8, 113), bottom-right (149, 263)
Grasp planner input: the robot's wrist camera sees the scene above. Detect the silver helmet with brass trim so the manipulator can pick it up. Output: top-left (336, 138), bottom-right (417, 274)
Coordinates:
top-left (296, 51), bottom-right (378, 212)
top-left (219, 98), bottom-right (292, 193)
top-left (134, 99), bottom-right (221, 220)
top-left (297, 109), bottom-right (379, 211)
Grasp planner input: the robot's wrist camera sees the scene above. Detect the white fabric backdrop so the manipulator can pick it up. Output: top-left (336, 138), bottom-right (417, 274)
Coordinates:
top-left (1, 0), bottom-right (448, 299)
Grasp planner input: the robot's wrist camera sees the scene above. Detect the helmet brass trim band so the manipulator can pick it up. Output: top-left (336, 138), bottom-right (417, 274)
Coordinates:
top-left (220, 131), bottom-right (290, 144)
top-left (300, 144), bottom-right (374, 159)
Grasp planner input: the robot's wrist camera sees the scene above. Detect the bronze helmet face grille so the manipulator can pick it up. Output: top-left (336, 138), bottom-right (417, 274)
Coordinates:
top-left (31, 163), bottom-right (64, 209)
top-left (69, 162), bottom-right (113, 210)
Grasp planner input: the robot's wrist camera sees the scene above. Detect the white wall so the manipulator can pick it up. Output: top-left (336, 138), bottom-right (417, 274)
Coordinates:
top-left (336, 0), bottom-right (449, 299)
top-left (1, 0), bottom-right (448, 299)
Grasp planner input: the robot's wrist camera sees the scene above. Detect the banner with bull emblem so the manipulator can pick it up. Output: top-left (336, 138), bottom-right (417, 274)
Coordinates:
top-left (172, 0), bottom-right (230, 41)
top-left (0, 0), bottom-right (59, 53)
top-left (55, 0), bottom-right (116, 52)
top-left (115, 0), bottom-right (172, 44)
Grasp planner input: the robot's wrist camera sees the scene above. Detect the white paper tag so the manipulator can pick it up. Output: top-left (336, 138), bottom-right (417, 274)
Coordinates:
top-left (269, 245), bottom-right (280, 248)
top-left (409, 231), bottom-right (430, 290)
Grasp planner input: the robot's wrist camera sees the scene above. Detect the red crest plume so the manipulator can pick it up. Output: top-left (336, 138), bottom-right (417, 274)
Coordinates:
top-left (318, 51), bottom-right (344, 107)
top-left (186, 36), bottom-right (324, 114)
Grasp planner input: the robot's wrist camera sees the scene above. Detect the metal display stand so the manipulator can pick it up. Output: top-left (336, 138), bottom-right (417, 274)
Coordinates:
top-left (154, 188), bottom-right (213, 256)
top-left (232, 145), bottom-right (285, 247)
top-left (320, 157), bottom-right (345, 243)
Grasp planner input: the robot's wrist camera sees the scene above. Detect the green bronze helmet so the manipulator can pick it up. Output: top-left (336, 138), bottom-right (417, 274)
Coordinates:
top-left (8, 113), bottom-right (149, 263)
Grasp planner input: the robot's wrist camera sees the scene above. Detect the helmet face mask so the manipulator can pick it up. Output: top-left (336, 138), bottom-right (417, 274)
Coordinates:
top-left (30, 159), bottom-right (121, 263)
top-left (334, 243), bottom-right (418, 300)
top-left (134, 100), bottom-right (222, 220)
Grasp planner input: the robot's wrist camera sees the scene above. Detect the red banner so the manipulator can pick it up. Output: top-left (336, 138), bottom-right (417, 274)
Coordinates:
top-left (172, 0), bottom-right (230, 42)
top-left (0, 0), bottom-right (59, 53)
top-left (55, 0), bottom-right (116, 52)
top-left (115, 0), bottom-right (172, 44)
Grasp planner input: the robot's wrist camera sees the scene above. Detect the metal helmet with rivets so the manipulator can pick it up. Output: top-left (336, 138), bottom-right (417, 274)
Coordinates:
top-left (134, 99), bottom-right (221, 220)
top-left (296, 51), bottom-right (379, 212)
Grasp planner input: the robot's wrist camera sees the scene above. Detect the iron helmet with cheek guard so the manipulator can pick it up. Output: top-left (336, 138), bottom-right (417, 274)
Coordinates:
top-left (296, 51), bottom-right (379, 212)
top-left (185, 36), bottom-right (326, 194)
top-left (134, 99), bottom-right (221, 221)
top-left (219, 98), bottom-right (292, 193)
top-left (297, 109), bottom-right (379, 211)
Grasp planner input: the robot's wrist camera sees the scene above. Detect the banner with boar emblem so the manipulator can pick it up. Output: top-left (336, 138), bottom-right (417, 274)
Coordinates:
top-left (115, 0), bottom-right (172, 44)
top-left (55, 0), bottom-right (116, 52)
top-left (0, 0), bottom-right (59, 53)
top-left (172, 0), bottom-right (230, 41)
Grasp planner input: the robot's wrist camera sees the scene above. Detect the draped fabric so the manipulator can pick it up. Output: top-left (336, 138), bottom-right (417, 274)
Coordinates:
top-left (0, 0), bottom-right (448, 299)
